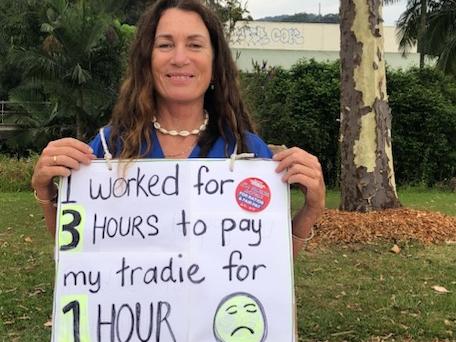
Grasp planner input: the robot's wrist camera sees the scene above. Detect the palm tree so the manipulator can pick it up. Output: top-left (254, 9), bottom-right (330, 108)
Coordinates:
top-left (386, 0), bottom-right (456, 75)
top-left (0, 0), bottom-right (47, 99)
top-left (11, 0), bottom-right (125, 141)
top-left (385, 0), bottom-right (431, 68)
top-left (425, 0), bottom-right (456, 75)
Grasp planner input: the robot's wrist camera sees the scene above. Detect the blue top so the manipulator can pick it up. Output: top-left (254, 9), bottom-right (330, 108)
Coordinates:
top-left (89, 127), bottom-right (272, 159)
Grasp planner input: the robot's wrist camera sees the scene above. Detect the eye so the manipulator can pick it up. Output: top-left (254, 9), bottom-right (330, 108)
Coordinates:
top-left (244, 303), bottom-right (257, 313)
top-left (155, 42), bottom-right (173, 49)
top-left (189, 42), bottom-right (203, 49)
top-left (226, 304), bottom-right (238, 314)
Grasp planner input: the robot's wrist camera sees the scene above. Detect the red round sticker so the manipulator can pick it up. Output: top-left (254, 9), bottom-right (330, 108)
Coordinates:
top-left (235, 177), bottom-right (271, 212)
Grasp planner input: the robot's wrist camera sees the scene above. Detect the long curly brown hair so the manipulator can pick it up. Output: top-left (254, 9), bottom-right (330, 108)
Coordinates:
top-left (109, 0), bottom-right (255, 158)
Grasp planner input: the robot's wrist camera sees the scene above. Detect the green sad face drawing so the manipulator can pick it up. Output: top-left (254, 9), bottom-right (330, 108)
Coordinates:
top-left (213, 292), bottom-right (267, 342)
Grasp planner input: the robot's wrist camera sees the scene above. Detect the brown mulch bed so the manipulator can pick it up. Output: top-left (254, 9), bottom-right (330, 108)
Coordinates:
top-left (310, 208), bottom-right (456, 246)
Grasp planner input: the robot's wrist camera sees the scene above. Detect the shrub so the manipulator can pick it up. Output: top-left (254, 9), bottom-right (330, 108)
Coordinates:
top-left (242, 60), bottom-right (456, 187)
top-left (0, 153), bottom-right (37, 192)
top-left (242, 59), bottom-right (341, 186)
top-left (388, 67), bottom-right (456, 185)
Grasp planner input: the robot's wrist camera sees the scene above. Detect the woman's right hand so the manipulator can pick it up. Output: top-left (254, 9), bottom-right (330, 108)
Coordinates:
top-left (32, 138), bottom-right (96, 199)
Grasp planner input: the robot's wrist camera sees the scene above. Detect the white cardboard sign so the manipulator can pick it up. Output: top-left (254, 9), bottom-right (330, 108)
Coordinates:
top-left (51, 159), bottom-right (295, 342)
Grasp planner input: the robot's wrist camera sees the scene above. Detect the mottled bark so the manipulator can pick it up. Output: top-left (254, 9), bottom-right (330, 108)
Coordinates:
top-left (339, 0), bottom-right (401, 212)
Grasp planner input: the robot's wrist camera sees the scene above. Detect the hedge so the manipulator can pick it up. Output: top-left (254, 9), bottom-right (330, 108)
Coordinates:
top-left (241, 60), bottom-right (456, 186)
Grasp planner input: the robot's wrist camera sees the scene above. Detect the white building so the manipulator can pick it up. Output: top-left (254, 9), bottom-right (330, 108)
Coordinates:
top-left (230, 21), bottom-right (419, 71)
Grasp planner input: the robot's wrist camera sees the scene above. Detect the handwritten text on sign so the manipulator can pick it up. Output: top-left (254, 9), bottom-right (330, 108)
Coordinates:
top-left (51, 159), bottom-right (294, 342)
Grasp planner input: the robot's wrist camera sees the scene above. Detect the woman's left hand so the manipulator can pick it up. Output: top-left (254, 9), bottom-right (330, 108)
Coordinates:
top-left (273, 147), bottom-right (325, 217)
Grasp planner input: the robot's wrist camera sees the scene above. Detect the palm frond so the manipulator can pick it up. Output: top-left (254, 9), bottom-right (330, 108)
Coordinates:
top-left (396, 1), bottom-right (420, 55)
top-left (71, 64), bottom-right (92, 84)
top-left (7, 87), bottom-right (52, 128)
top-left (9, 83), bottom-right (46, 104)
top-left (436, 33), bottom-right (456, 75)
top-left (43, 0), bottom-right (111, 63)
top-left (7, 0), bottom-right (125, 140)
top-left (425, 0), bottom-right (456, 73)
top-left (9, 48), bottom-right (63, 80)
top-left (40, 22), bottom-right (55, 33)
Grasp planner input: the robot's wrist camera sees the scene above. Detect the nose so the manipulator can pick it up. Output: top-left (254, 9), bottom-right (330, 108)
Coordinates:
top-left (171, 44), bottom-right (190, 66)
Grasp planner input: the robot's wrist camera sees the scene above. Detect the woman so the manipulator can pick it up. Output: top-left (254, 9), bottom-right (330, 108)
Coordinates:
top-left (31, 0), bottom-right (325, 257)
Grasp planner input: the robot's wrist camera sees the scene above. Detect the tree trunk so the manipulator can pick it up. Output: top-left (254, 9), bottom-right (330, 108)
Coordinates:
top-left (418, 0), bottom-right (427, 69)
top-left (76, 89), bottom-right (84, 140)
top-left (339, 0), bottom-right (401, 212)
top-left (76, 114), bottom-right (83, 140)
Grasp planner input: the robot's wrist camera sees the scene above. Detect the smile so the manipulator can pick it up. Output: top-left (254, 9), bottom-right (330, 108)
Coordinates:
top-left (231, 326), bottom-right (254, 336)
top-left (166, 73), bottom-right (194, 79)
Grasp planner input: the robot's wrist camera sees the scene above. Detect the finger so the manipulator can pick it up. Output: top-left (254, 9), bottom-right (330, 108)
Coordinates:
top-left (287, 174), bottom-right (325, 207)
top-left (42, 139), bottom-right (94, 161)
top-left (33, 166), bottom-right (72, 188)
top-left (282, 163), bottom-right (320, 182)
top-left (46, 138), bottom-right (93, 154)
top-left (287, 173), bottom-right (318, 189)
top-left (286, 169), bottom-right (325, 192)
top-left (47, 155), bottom-right (81, 170)
top-left (272, 147), bottom-right (299, 161)
top-left (33, 142), bottom-right (93, 189)
top-left (43, 146), bottom-right (94, 165)
top-left (273, 147), bottom-right (316, 162)
top-left (40, 166), bottom-right (72, 178)
top-left (275, 152), bottom-right (321, 173)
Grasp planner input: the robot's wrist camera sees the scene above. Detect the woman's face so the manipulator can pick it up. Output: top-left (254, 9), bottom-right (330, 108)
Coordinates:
top-left (152, 8), bottom-right (213, 106)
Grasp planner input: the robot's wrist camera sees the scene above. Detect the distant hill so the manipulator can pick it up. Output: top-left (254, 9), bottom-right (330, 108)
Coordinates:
top-left (258, 12), bottom-right (339, 24)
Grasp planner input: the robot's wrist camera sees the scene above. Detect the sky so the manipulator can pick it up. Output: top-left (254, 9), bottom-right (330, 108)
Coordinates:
top-left (246, 0), bottom-right (407, 26)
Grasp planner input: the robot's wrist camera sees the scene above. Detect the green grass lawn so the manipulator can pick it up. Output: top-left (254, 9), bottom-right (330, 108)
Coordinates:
top-left (295, 244), bottom-right (456, 341)
top-left (0, 193), bottom-right (54, 341)
top-left (1, 189), bottom-right (455, 341)
top-left (292, 188), bottom-right (456, 216)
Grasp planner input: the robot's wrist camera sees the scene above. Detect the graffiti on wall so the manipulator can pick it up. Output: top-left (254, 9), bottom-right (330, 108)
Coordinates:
top-left (231, 24), bottom-right (304, 48)
top-left (270, 27), bottom-right (304, 45)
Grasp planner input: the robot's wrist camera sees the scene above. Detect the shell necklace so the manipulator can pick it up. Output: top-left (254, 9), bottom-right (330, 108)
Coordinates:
top-left (152, 110), bottom-right (209, 137)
